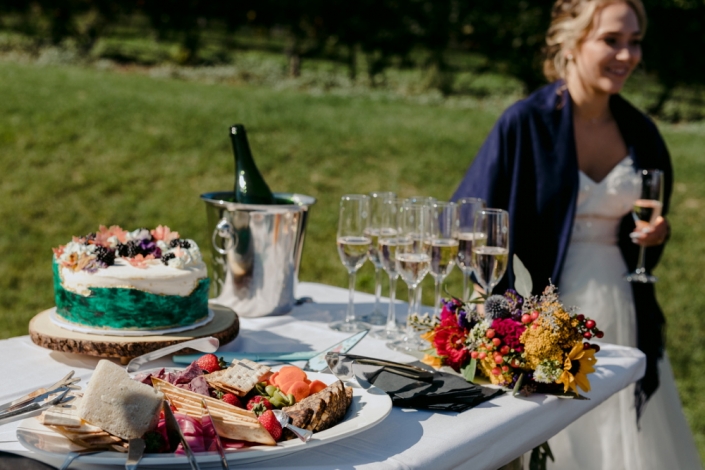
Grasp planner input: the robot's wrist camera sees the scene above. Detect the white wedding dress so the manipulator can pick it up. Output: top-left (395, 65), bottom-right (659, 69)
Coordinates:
top-left (547, 156), bottom-right (702, 470)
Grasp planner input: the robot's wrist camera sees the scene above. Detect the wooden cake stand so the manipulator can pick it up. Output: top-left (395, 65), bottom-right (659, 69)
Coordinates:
top-left (29, 303), bottom-right (239, 364)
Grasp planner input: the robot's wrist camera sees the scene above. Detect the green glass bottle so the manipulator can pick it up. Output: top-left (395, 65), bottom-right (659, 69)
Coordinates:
top-left (230, 124), bottom-right (276, 204)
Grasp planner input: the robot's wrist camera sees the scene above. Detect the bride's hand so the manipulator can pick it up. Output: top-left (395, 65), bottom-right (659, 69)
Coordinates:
top-left (631, 216), bottom-right (669, 246)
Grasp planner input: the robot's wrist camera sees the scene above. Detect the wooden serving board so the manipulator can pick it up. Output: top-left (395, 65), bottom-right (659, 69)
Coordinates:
top-left (29, 303), bottom-right (239, 363)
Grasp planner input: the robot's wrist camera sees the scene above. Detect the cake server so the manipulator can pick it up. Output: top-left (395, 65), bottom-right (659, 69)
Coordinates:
top-left (201, 399), bottom-right (229, 470)
top-left (126, 337), bottom-right (220, 373)
top-left (173, 329), bottom-right (369, 371)
top-left (163, 400), bottom-right (201, 470)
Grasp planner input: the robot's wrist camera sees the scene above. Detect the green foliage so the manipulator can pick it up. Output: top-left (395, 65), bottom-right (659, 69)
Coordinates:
top-left (1, 0), bottom-right (704, 112)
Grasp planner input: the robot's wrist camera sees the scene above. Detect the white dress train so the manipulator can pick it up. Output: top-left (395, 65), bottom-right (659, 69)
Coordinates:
top-left (547, 157), bottom-right (702, 470)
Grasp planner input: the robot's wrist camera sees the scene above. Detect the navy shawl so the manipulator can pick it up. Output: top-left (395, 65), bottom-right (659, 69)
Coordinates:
top-left (452, 80), bottom-right (673, 416)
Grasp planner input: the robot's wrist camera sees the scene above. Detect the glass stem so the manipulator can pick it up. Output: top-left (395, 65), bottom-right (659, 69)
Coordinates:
top-left (407, 285), bottom-right (418, 338)
top-left (415, 284), bottom-right (422, 313)
top-left (434, 278), bottom-right (442, 316)
top-left (635, 246), bottom-right (646, 274)
top-left (346, 270), bottom-right (357, 323)
top-left (373, 266), bottom-right (382, 313)
top-left (462, 271), bottom-right (470, 302)
top-left (386, 275), bottom-right (397, 332)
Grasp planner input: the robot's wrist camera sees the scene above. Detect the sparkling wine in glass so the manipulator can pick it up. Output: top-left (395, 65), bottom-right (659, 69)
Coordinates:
top-left (402, 197), bottom-right (436, 311)
top-left (387, 204), bottom-right (431, 353)
top-left (427, 202), bottom-right (459, 316)
top-left (456, 198), bottom-right (486, 301)
top-left (361, 192), bottom-right (397, 326)
top-left (472, 209), bottom-right (509, 295)
top-left (371, 201), bottom-right (405, 340)
top-left (625, 169), bottom-right (664, 283)
top-left (331, 195), bottom-right (371, 332)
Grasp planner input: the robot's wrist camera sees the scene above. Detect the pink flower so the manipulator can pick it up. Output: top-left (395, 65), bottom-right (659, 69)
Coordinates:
top-left (151, 225), bottom-right (180, 242)
top-left (439, 303), bottom-right (459, 327)
top-left (95, 225), bottom-right (128, 246)
top-left (127, 254), bottom-right (156, 268)
top-left (491, 318), bottom-right (526, 352)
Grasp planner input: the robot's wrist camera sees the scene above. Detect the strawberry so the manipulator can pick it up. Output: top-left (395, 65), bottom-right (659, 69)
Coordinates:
top-left (246, 395), bottom-right (273, 414)
top-left (222, 393), bottom-right (242, 408)
top-left (257, 410), bottom-right (282, 441)
top-left (195, 354), bottom-right (223, 374)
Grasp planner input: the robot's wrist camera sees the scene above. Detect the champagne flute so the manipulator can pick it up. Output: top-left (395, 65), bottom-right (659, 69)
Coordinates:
top-left (371, 198), bottom-right (404, 340)
top-left (625, 169), bottom-right (664, 283)
top-left (456, 197), bottom-right (486, 301)
top-left (387, 203), bottom-right (431, 353)
top-left (330, 195), bottom-right (371, 332)
top-left (360, 191), bottom-right (397, 325)
top-left (427, 202), bottom-right (459, 315)
top-left (402, 197), bottom-right (436, 310)
top-left (472, 209), bottom-right (509, 295)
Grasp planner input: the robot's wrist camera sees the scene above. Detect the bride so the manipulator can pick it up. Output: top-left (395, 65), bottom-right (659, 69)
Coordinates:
top-left (452, 0), bottom-right (701, 468)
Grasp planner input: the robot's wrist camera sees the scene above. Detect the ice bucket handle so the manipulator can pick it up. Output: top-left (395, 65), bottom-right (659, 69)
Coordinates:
top-left (212, 217), bottom-right (238, 255)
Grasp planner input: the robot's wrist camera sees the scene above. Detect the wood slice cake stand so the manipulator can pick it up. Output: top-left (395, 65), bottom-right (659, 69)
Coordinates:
top-left (29, 303), bottom-right (239, 364)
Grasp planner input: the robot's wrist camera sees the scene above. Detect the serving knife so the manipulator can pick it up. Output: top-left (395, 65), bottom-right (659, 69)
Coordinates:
top-left (201, 399), bottom-right (229, 470)
top-left (173, 330), bottom-right (369, 372)
top-left (163, 400), bottom-right (201, 470)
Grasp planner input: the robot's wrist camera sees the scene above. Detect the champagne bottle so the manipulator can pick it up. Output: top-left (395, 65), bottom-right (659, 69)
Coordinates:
top-left (230, 124), bottom-right (276, 204)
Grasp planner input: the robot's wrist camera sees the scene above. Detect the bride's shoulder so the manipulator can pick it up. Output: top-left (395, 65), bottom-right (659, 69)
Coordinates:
top-left (496, 82), bottom-right (564, 129)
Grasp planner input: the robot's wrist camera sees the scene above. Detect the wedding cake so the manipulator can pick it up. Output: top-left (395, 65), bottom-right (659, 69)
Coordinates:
top-left (52, 225), bottom-right (210, 330)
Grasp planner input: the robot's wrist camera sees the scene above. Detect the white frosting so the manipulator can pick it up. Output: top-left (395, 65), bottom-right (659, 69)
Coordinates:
top-left (60, 258), bottom-right (208, 296)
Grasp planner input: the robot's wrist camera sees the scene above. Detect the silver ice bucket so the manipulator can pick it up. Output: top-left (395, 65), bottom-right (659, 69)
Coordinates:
top-left (201, 191), bottom-right (316, 317)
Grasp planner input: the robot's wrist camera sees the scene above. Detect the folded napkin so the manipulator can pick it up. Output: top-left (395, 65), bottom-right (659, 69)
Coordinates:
top-left (352, 359), bottom-right (504, 413)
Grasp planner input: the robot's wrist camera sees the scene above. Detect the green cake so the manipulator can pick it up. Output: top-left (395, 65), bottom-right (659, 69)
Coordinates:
top-left (52, 225), bottom-right (210, 331)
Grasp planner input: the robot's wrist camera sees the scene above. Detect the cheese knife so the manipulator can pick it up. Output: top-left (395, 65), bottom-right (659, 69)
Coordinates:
top-left (163, 400), bottom-right (201, 470)
top-left (125, 438), bottom-right (145, 470)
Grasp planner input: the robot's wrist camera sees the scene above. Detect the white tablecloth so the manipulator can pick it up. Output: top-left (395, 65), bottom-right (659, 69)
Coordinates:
top-left (0, 282), bottom-right (646, 470)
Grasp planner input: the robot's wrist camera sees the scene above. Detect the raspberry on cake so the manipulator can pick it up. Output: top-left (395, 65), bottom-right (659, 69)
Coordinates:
top-left (52, 225), bottom-right (210, 331)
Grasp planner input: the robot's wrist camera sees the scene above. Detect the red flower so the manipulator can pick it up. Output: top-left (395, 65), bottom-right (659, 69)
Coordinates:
top-left (433, 324), bottom-right (469, 371)
top-left (491, 318), bottom-right (526, 352)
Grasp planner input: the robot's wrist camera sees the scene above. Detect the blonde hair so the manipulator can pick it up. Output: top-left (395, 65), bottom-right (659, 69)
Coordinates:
top-left (543, 0), bottom-right (647, 82)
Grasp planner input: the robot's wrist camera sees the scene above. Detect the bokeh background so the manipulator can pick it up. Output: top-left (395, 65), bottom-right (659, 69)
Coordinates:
top-left (1, 0), bottom-right (704, 460)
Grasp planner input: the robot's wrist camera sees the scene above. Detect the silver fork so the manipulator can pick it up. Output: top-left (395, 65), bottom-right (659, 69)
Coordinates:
top-left (272, 410), bottom-right (312, 442)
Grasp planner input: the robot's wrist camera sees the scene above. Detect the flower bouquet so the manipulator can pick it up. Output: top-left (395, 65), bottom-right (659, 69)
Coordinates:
top-left (412, 256), bottom-right (603, 398)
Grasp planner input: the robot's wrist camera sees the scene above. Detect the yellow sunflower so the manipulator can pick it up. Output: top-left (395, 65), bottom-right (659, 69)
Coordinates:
top-left (556, 343), bottom-right (597, 394)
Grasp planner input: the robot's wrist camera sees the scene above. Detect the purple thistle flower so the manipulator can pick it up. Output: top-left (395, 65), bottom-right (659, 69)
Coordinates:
top-left (503, 289), bottom-right (524, 321)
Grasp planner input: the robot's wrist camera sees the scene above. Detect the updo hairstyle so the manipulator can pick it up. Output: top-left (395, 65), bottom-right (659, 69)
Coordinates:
top-left (543, 0), bottom-right (647, 82)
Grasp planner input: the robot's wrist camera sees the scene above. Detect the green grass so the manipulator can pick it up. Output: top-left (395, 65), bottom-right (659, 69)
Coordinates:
top-left (0, 60), bottom-right (704, 459)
